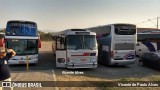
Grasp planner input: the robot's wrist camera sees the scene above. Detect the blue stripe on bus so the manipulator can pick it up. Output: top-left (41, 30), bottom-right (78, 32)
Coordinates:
top-left (156, 42), bottom-right (160, 51)
top-left (142, 42), bottom-right (156, 52)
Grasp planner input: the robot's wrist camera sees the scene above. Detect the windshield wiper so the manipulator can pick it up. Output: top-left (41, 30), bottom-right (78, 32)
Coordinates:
top-left (84, 42), bottom-right (93, 50)
top-left (75, 45), bottom-right (83, 50)
top-left (75, 43), bottom-right (93, 50)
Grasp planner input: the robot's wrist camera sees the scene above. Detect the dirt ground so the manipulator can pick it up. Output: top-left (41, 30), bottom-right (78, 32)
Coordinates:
top-left (9, 41), bottom-right (160, 90)
top-left (42, 42), bottom-right (160, 90)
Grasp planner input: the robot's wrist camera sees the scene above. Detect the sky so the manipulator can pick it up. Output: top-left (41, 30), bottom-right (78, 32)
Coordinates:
top-left (0, 0), bottom-right (160, 32)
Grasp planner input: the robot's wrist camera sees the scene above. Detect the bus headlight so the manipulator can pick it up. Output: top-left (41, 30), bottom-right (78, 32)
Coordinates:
top-left (90, 58), bottom-right (97, 62)
top-left (29, 56), bottom-right (38, 60)
top-left (70, 58), bottom-right (76, 62)
top-left (70, 58), bottom-right (79, 62)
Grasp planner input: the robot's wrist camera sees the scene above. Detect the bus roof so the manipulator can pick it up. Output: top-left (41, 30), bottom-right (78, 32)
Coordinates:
top-left (52, 29), bottom-right (96, 36)
top-left (86, 23), bottom-right (136, 29)
top-left (7, 20), bottom-right (36, 24)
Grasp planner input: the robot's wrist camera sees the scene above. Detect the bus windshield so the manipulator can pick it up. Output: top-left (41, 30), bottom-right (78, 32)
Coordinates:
top-left (115, 25), bottom-right (136, 35)
top-left (67, 35), bottom-right (97, 50)
top-left (6, 22), bottom-right (37, 36)
top-left (6, 39), bottom-right (38, 55)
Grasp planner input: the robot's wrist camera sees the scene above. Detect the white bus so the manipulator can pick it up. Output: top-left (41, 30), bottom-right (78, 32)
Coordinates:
top-left (87, 24), bottom-right (137, 65)
top-left (136, 31), bottom-right (160, 57)
top-left (52, 29), bottom-right (98, 68)
top-left (5, 20), bottom-right (41, 64)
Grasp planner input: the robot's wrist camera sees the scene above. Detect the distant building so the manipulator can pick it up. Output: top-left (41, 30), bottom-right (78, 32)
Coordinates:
top-left (137, 28), bottom-right (160, 33)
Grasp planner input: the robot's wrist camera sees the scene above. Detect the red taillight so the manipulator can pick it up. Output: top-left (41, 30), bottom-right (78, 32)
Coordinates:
top-left (111, 51), bottom-right (114, 58)
top-left (38, 39), bottom-right (41, 48)
top-left (0, 38), bottom-right (4, 47)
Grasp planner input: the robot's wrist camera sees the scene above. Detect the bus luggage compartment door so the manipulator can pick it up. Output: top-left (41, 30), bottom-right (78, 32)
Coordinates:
top-left (56, 50), bottom-right (66, 67)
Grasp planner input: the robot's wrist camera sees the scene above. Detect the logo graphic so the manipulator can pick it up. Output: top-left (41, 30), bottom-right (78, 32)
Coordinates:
top-left (2, 82), bottom-right (11, 87)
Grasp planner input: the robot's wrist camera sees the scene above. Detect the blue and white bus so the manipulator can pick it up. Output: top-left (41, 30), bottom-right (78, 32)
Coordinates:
top-left (5, 20), bottom-right (41, 64)
top-left (136, 31), bottom-right (160, 57)
top-left (87, 24), bottom-right (137, 65)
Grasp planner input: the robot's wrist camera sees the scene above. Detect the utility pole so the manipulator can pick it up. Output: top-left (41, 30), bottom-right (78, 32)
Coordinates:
top-left (157, 17), bottom-right (159, 29)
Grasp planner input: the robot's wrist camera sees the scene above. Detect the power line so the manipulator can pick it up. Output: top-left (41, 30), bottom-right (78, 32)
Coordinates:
top-left (136, 17), bottom-right (159, 29)
top-left (136, 17), bottom-right (157, 25)
top-left (157, 17), bottom-right (159, 29)
top-left (148, 25), bottom-right (160, 28)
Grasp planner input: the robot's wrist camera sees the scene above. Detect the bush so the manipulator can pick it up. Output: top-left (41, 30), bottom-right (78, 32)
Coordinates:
top-left (38, 31), bottom-right (52, 41)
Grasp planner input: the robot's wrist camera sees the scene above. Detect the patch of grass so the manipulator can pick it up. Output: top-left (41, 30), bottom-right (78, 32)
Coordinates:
top-left (98, 75), bottom-right (160, 90)
top-left (119, 75), bottom-right (160, 81)
top-left (99, 87), bottom-right (160, 90)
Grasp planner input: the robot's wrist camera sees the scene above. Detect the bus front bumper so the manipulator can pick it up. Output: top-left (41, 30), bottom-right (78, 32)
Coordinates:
top-left (66, 63), bottom-right (97, 69)
top-left (8, 59), bottom-right (38, 65)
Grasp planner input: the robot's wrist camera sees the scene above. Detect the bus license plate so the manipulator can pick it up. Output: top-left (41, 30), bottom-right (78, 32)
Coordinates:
top-left (81, 59), bottom-right (87, 61)
top-left (19, 61), bottom-right (25, 64)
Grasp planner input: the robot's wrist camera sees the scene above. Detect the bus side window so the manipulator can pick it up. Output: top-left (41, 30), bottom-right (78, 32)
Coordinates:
top-left (64, 37), bottom-right (66, 47)
top-left (56, 37), bottom-right (65, 50)
top-left (102, 33), bottom-right (110, 37)
top-left (52, 36), bottom-right (56, 41)
top-left (60, 38), bottom-right (63, 44)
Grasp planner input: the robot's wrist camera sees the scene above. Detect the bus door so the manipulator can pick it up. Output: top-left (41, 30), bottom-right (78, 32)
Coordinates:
top-left (56, 36), bottom-right (66, 67)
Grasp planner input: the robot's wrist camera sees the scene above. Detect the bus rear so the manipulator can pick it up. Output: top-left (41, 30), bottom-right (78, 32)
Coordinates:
top-left (111, 24), bottom-right (136, 65)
